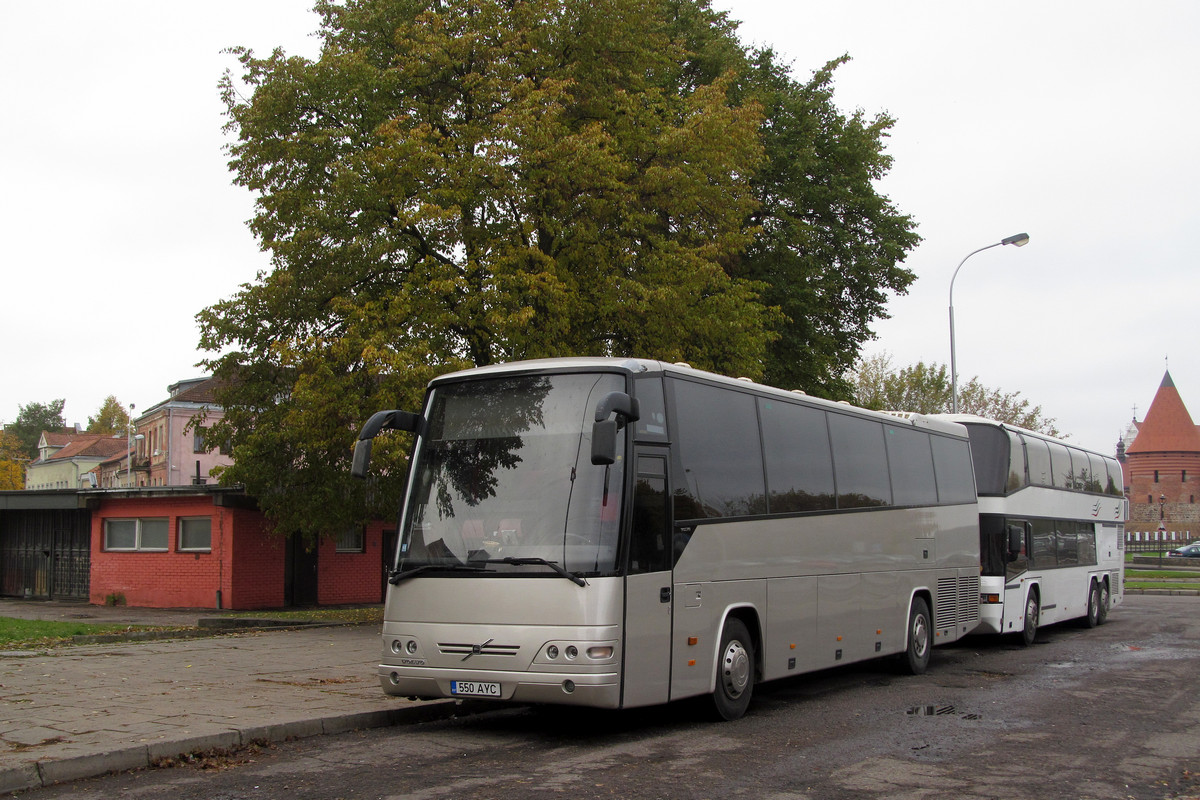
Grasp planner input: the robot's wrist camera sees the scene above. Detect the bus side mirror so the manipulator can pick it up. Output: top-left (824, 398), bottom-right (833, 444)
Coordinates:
top-left (1007, 525), bottom-right (1024, 559)
top-left (591, 392), bottom-right (639, 466)
top-left (352, 409), bottom-right (424, 478)
top-left (591, 419), bottom-right (618, 465)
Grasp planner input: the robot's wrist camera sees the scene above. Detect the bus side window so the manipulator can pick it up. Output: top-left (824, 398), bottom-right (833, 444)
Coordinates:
top-left (629, 455), bottom-right (671, 575)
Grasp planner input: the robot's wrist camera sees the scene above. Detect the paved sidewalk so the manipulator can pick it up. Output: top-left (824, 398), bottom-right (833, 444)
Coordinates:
top-left (0, 602), bottom-right (470, 794)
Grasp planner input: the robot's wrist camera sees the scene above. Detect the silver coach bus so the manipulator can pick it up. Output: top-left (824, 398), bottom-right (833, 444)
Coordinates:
top-left (353, 358), bottom-right (982, 719)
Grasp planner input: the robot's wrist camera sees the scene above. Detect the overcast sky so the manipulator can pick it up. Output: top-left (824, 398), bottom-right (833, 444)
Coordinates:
top-left (3, 1), bottom-right (1196, 455)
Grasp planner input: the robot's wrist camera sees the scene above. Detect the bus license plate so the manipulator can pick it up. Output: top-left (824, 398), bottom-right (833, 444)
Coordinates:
top-left (451, 681), bottom-right (501, 697)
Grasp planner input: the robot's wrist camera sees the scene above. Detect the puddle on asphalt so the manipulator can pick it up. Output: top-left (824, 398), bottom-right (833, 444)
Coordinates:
top-left (906, 705), bottom-right (982, 720)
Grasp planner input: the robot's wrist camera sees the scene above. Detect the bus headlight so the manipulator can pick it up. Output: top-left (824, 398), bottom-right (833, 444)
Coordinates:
top-left (587, 646), bottom-right (614, 660)
top-left (546, 645), bottom-right (559, 659)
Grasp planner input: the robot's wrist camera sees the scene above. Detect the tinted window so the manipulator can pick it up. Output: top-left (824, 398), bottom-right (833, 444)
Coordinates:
top-left (1077, 522), bottom-right (1097, 566)
top-left (829, 414), bottom-right (891, 508)
top-left (1024, 436), bottom-right (1052, 487)
top-left (759, 399), bottom-right (836, 513)
top-left (964, 423), bottom-right (1011, 495)
top-left (1106, 459), bottom-right (1124, 496)
top-left (1084, 452), bottom-right (1107, 494)
top-left (634, 376), bottom-right (668, 442)
top-left (1046, 441), bottom-right (1072, 488)
top-left (1056, 520), bottom-right (1079, 566)
top-left (931, 435), bottom-right (976, 505)
top-left (670, 379), bottom-right (766, 519)
top-left (886, 425), bottom-right (939, 506)
top-left (1031, 518), bottom-right (1057, 567)
top-left (1069, 449), bottom-right (1092, 491)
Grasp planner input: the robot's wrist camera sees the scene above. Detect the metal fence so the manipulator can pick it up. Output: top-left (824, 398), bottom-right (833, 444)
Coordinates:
top-left (1124, 531), bottom-right (1195, 553)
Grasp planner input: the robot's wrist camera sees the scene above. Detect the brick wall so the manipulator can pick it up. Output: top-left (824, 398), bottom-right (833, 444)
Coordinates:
top-left (316, 521), bottom-right (386, 605)
top-left (228, 507), bottom-right (287, 610)
top-left (90, 495), bottom-right (229, 608)
top-left (1125, 451), bottom-right (1200, 530)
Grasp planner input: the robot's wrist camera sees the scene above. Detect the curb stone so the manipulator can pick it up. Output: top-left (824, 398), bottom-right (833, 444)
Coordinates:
top-left (0, 698), bottom-right (488, 795)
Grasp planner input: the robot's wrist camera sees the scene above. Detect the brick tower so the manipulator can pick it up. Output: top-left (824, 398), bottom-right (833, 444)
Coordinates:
top-left (1122, 371), bottom-right (1200, 538)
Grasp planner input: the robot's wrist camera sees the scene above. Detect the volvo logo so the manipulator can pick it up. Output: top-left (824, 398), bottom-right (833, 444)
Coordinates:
top-left (462, 638), bottom-right (494, 662)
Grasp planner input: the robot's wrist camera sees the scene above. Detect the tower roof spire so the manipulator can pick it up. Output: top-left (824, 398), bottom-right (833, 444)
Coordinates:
top-left (1127, 370), bottom-right (1200, 454)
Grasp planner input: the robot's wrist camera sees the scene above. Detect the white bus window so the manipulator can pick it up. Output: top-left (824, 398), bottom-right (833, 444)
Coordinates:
top-left (1023, 436), bottom-right (1052, 487)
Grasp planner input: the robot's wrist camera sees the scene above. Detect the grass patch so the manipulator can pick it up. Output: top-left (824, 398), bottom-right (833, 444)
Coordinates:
top-left (223, 606), bottom-right (383, 625)
top-left (1124, 570), bottom-right (1200, 580)
top-left (1126, 582), bottom-right (1200, 591)
top-left (0, 617), bottom-right (158, 649)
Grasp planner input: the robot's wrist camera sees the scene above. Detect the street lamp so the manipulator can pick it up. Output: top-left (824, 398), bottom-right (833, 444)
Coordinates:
top-left (949, 232), bottom-right (1030, 413)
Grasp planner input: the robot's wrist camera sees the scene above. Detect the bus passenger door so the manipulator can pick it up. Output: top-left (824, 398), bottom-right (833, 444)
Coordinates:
top-left (621, 452), bottom-right (673, 708)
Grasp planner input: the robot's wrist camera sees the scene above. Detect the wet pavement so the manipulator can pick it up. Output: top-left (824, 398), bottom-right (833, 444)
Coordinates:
top-left (0, 600), bottom-right (465, 794)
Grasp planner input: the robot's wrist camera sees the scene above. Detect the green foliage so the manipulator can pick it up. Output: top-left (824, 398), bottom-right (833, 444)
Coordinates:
top-left (6, 399), bottom-right (66, 460)
top-left (87, 396), bottom-right (131, 435)
top-left (199, 0), bottom-right (918, 540)
top-left (740, 54), bottom-right (919, 399)
top-left (851, 352), bottom-right (1062, 437)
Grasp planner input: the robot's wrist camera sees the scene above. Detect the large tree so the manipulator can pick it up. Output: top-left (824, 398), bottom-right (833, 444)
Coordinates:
top-left (86, 396), bottom-right (131, 435)
top-left (5, 399), bottom-right (66, 461)
top-left (739, 55), bottom-right (919, 398)
top-left (199, 0), bottom-right (917, 538)
top-left (851, 352), bottom-right (1061, 437)
top-left (0, 430), bottom-right (25, 490)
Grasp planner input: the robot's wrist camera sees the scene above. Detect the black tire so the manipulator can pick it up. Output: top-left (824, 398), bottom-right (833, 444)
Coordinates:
top-left (1021, 590), bottom-right (1040, 646)
top-left (1084, 580), bottom-right (1101, 628)
top-left (1096, 579), bottom-right (1111, 625)
top-left (712, 618), bottom-right (754, 721)
top-left (903, 597), bottom-right (932, 675)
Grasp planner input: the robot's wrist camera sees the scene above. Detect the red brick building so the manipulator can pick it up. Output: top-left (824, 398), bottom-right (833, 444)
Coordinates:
top-left (1120, 371), bottom-right (1200, 543)
top-left (0, 485), bottom-right (391, 609)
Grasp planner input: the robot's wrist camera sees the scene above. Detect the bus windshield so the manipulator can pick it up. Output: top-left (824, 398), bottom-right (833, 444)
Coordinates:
top-left (396, 371), bottom-right (626, 578)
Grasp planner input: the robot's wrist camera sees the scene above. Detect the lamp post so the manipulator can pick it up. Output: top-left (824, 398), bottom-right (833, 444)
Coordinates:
top-left (126, 403), bottom-right (144, 488)
top-left (949, 232), bottom-right (1030, 413)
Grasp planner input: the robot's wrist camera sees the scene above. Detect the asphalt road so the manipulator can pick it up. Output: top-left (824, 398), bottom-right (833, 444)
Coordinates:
top-left (19, 595), bottom-right (1200, 800)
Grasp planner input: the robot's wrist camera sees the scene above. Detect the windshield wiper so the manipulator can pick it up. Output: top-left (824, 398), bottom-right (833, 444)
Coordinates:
top-left (388, 563), bottom-right (488, 585)
top-left (482, 557), bottom-right (587, 587)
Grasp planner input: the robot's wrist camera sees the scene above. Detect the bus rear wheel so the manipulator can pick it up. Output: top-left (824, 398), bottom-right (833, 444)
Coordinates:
top-left (903, 598), bottom-right (931, 675)
top-left (1021, 590), bottom-right (1039, 646)
top-left (712, 618), bottom-right (754, 721)
top-left (1096, 579), bottom-right (1110, 625)
top-left (1084, 580), bottom-right (1101, 628)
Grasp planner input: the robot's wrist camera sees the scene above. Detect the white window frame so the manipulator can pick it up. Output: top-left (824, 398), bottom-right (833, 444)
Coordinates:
top-left (178, 517), bottom-right (213, 553)
top-left (336, 526), bottom-right (365, 553)
top-left (104, 518), bottom-right (169, 552)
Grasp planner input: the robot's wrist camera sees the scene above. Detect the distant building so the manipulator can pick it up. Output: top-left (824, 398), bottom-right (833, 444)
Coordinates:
top-left (1119, 371), bottom-right (1200, 541)
top-left (25, 432), bottom-right (128, 490)
top-left (96, 377), bottom-right (234, 488)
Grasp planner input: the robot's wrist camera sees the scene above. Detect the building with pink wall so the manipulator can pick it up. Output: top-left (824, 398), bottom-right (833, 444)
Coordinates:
top-left (96, 377), bottom-right (235, 488)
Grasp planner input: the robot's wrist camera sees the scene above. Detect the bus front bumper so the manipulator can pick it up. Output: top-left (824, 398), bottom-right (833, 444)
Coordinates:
top-left (378, 664), bottom-right (621, 709)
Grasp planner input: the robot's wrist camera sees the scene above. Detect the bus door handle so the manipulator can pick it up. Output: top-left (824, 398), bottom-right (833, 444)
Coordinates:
top-left (660, 587), bottom-right (671, 603)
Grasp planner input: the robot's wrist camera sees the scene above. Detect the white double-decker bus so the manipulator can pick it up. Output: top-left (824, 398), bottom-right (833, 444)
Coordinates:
top-left (949, 417), bottom-right (1125, 643)
top-left (354, 358), bottom-right (983, 719)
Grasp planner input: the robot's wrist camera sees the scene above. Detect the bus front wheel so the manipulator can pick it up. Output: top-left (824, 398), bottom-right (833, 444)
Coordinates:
top-left (903, 598), bottom-right (932, 675)
top-left (1021, 590), bottom-right (1040, 646)
top-left (712, 618), bottom-right (754, 721)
